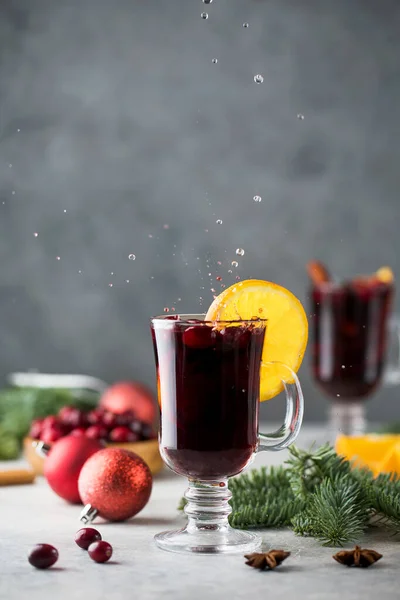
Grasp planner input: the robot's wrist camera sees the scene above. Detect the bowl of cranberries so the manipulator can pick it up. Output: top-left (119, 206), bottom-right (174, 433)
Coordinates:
top-left (24, 405), bottom-right (163, 475)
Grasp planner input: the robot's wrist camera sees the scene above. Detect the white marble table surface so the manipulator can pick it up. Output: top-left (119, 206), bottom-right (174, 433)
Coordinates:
top-left (1, 425), bottom-right (399, 600)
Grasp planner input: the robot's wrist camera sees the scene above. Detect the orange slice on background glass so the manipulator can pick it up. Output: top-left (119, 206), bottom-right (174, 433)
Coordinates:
top-left (205, 279), bottom-right (308, 401)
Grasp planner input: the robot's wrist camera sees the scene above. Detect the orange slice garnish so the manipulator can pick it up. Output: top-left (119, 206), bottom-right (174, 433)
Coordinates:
top-left (375, 266), bottom-right (394, 284)
top-left (205, 280), bottom-right (308, 401)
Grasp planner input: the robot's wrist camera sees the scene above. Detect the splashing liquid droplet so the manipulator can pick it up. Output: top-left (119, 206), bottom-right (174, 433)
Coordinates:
top-left (212, 58), bottom-right (218, 64)
top-left (128, 254), bottom-right (136, 260)
top-left (231, 261), bottom-right (238, 268)
top-left (297, 113), bottom-right (305, 120)
top-left (254, 74), bottom-right (264, 84)
top-left (216, 219), bottom-right (223, 224)
top-left (56, 256), bottom-right (60, 261)
top-left (201, 12), bottom-right (208, 19)
top-left (236, 248), bottom-right (245, 256)
top-left (216, 276), bottom-right (222, 281)
top-left (108, 283), bottom-right (113, 287)
top-left (243, 22), bottom-right (249, 28)
top-left (228, 269), bottom-right (232, 273)
top-left (202, 0), bottom-right (212, 3)
top-left (164, 307), bottom-right (170, 313)
top-left (33, 232), bottom-right (38, 237)
top-left (253, 195), bottom-right (262, 203)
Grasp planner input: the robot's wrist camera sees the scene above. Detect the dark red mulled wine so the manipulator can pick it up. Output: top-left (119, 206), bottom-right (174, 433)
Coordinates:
top-left (311, 280), bottom-right (393, 399)
top-left (151, 316), bottom-right (266, 480)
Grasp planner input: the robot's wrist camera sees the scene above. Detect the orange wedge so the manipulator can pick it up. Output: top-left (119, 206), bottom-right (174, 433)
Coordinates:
top-left (205, 280), bottom-right (308, 401)
top-left (375, 266), bottom-right (394, 284)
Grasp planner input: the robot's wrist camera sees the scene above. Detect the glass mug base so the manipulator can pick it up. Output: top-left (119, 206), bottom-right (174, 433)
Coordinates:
top-left (154, 479), bottom-right (262, 554)
top-left (154, 526), bottom-right (261, 555)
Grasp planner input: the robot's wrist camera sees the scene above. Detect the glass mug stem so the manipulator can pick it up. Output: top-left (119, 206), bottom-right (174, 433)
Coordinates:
top-left (328, 401), bottom-right (366, 437)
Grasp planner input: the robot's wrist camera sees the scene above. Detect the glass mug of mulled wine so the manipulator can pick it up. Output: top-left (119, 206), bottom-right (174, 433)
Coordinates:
top-left (150, 314), bottom-right (304, 554)
top-left (308, 263), bottom-right (400, 436)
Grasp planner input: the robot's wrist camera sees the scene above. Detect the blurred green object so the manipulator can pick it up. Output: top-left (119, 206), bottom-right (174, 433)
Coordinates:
top-left (0, 387), bottom-right (99, 460)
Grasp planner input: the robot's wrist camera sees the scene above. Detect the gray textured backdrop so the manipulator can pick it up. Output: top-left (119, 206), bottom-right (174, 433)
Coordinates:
top-left (0, 0), bottom-right (399, 423)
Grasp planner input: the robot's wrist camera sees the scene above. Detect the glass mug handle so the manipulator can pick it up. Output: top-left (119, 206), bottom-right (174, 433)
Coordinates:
top-left (384, 316), bottom-right (400, 385)
top-left (257, 361), bottom-right (304, 452)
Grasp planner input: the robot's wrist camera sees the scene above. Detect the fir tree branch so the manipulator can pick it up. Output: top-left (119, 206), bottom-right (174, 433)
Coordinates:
top-left (177, 444), bottom-right (400, 544)
top-left (368, 473), bottom-right (400, 534)
top-left (293, 475), bottom-right (370, 546)
top-left (285, 444), bottom-right (351, 499)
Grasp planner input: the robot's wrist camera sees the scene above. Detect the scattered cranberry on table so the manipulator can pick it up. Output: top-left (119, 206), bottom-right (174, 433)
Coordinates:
top-left (28, 544), bottom-right (59, 569)
top-left (75, 528), bottom-right (102, 550)
top-left (88, 541), bottom-right (113, 563)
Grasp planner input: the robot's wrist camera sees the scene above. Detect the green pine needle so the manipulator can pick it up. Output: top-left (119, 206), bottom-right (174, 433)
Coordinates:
top-left (229, 466), bottom-right (304, 529)
top-left (177, 444), bottom-right (400, 546)
top-left (285, 444), bottom-right (351, 499)
top-left (293, 475), bottom-right (369, 546)
top-left (369, 473), bottom-right (400, 533)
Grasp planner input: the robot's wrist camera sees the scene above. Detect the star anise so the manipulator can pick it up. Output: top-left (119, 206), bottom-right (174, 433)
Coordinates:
top-left (244, 549), bottom-right (291, 570)
top-left (333, 545), bottom-right (382, 568)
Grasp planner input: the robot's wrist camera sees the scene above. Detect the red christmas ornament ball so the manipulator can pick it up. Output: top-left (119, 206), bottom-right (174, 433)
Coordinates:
top-left (44, 435), bottom-right (104, 504)
top-left (78, 448), bottom-right (152, 522)
top-left (100, 381), bottom-right (156, 425)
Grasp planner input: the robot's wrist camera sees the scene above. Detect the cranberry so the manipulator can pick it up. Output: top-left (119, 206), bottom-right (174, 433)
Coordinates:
top-left (109, 426), bottom-right (139, 443)
top-left (219, 326), bottom-right (250, 349)
top-left (87, 408), bottom-right (106, 425)
top-left (41, 425), bottom-right (65, 443)
top-left (115, 410), bottom-right (136, 426)
top-left (85, 425), bottom-right (108, 440)
top-left (183, 326), bottom-right (215, 349)
top-left (88, 541), bottom-right (113, 563)
top-left (59, 406), bottom-right (88, 428)
top-left (42, 415), bottom-right (59, 429)
top-left (70, 427), bottom-right (86, 437)
top-left (102, 411), bottom-right (118, 429)
top-left (75, 528), bottom-right (102, 550)
top-left (28, 544), bottom-right (58, 569)
top-left (29, 419), bottom-right (44, 440)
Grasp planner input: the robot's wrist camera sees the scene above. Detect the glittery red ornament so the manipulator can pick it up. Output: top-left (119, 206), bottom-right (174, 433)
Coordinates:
top-left (78, 448), bottom-right (152, 523)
